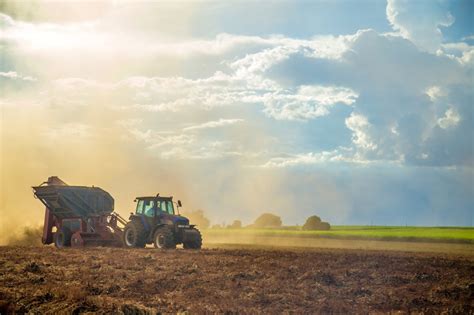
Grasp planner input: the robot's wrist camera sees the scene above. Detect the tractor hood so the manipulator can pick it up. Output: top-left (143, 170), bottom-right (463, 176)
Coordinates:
top-left (173, 216), bottom-right (190, 226)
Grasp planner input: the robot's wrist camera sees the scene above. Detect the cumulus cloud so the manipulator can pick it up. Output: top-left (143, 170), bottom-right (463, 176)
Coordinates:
top-left (44, 66), bottom-right (357, 123)
top-left (345, 113), bottom-right (377, 151)
top-left (262, 85), bottom-right (358, 121)
top-left (386, 0), bottom-right (454, 52)
top-left (437, 108), bottom-right (460, 129)
top-left (263, 29), bottom-right (472, 167)
top-left (425, 85), bottom-right (447, 102)
top-left (440, 42), bottom-right (474, 67)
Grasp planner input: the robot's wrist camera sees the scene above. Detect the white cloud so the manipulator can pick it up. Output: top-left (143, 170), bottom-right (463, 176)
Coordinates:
top-left (437, 108), bottom-right (460, 129)
top-left (261, 150), bottom-right (346, 168)
top-left (439, 42), bottom-right (474, 67)
top-left (259, 147), bottom-right (386, 168)
top-left (345, 113), bottom-right (377, 151)
top-left (262, 85), bottom-right (358, 121)
top-left (425, 86), bottom-right (447, 102)
top-left (386, 0), bottom-right (454, 52)
top-left (129, 129), bottom-right (194, 147)
top-left (47, 69), bottom-right (356, 122)
top-left (183, 118), bottom-right (244, 132)
top-left (0, 71), bottom-right (36, 81)
top-left (461, 35), bottom-right (474, 41)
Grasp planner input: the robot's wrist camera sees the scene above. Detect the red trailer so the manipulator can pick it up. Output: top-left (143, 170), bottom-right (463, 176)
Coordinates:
top-left (33, 176), bottom-right (126, 248)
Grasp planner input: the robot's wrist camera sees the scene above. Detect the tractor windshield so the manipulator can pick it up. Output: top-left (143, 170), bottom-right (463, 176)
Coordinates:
top-left (158, 200), bottom-right (175, 215)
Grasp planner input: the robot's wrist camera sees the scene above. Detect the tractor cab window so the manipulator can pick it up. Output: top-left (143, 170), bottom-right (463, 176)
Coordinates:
top-left (163, 200), bottom-right (175, 215)
top-left (156, 200), bottom-right (174, 215)
top-left (136, 200), bottom-right (144, 215)
top-left (143, 200), bottom-right (155, 217)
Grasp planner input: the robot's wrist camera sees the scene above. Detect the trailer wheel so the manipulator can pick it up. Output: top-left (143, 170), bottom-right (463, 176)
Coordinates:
top-left (183, 228), bottom-right (202, 250)
top-left (123, 222), bottom-right (146, 248)
top-left (54, 227), bottom-right (72, 248)
top-left (153, 227), bottom-right (176, 249)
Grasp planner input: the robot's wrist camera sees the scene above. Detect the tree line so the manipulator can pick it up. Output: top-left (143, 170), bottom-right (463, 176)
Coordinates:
top-left (182, 210), bottom-right (331, 231)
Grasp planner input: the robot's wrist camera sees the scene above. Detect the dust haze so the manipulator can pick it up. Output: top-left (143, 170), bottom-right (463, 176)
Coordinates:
top-left (0, 89), bottom-right (345, 244)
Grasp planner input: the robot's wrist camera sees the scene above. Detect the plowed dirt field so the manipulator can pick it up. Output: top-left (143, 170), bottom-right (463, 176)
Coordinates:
top-left (0, 246), bottom-right (473, 314)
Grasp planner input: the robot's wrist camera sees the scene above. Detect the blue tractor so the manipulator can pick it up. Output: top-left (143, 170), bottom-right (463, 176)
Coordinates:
top-left (123, 195), bottom-right (202, 249)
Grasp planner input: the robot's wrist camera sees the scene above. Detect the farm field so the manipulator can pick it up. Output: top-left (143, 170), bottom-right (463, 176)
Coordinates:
top-left (0, 245), bottom-right (473, 313)
top-left (203, 226), bottom-right (474, 244)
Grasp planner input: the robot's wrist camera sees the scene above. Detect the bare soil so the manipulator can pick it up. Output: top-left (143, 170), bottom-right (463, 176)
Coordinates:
top-left (0, 246), bottom-right (473, 314)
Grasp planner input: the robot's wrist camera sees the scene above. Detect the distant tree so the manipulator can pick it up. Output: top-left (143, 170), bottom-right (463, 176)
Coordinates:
top-left (228, 220), bottom-right (242, 229)
top-left (303, 215), bottom-right (321, 229)
top-left (183, 209), bottom-right (210, 229)
top-left (253, 213), bottom-right (282, 228)
top-left (302, 215), bottom-right (330, 231)
top-left (318, 222), bottom-right (331, 230)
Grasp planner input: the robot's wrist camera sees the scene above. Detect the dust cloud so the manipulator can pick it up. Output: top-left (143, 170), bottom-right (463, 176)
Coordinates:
top-left (6, 225), bottom-right (43, 246)
top-left (0, 97), bottom-right (347, 244)
top-left (0, 98), bottom-right (195, 244)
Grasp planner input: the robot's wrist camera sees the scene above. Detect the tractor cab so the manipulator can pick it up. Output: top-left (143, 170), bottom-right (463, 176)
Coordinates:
top-left (133, 195), bottom-right (180, 216)
top-left (131, 195), bottom-right (189, 225)
top-left (124, 195), bottom-right (202, 249)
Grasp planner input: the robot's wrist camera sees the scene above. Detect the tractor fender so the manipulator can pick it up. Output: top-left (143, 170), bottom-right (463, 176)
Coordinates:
top-left (129, 215), bottom-right (149, 231)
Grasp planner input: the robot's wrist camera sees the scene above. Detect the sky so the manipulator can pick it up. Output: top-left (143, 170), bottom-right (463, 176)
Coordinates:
top-left (0, 0), bottom-right (473, 240)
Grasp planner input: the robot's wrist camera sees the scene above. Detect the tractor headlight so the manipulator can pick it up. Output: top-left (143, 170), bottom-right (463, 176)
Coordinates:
top-left (177, 224), bottom-right (190, 228)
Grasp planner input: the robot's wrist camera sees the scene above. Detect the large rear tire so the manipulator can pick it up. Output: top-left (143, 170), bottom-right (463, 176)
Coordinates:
top-left (123, 222), bottom-right (147, 248)
top-left (54, 227), bottom-right (72, 248)
top-left (183, 228), bottom-right (202, 250)
top-left (153, 227), bottom-right (176, 249)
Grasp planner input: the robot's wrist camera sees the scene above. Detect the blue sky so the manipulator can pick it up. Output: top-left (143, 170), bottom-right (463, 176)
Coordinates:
top-left (0, 0), bottom-right (473, 232)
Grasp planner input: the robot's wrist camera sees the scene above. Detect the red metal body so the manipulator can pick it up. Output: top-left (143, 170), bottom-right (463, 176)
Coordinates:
top-left (41, 210), bottom-right (126, 247)
top-left (42, 207), bottom-right (126, 248)
top-left (35, 176), bottom-right (126, 248)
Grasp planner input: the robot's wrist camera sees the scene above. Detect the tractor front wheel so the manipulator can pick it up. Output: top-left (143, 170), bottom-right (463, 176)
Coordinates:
top-left (54, 227), bottom-right (72, 248)
top-left (123, 222), bottom-right (146, 248)
top-left (153, 227), bottom-right (176, 249)
top-left (183, 228), bottom-right (202, 249)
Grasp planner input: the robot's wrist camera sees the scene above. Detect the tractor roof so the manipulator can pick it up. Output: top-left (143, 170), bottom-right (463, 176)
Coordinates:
top-left (134, 195), bottom-right (173, 201)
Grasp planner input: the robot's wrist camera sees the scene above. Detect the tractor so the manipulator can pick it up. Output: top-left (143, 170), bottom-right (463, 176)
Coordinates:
top-left (123, 195), bottom-right (202, 249)
top-left (33, 176), bottom-right (202, 249)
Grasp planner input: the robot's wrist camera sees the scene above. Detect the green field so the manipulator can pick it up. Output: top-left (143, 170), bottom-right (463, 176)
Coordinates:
top-left (203, 226), bottom-right (474, 243)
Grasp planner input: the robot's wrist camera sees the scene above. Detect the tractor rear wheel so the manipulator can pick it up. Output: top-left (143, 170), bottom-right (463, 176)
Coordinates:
top-left (153, 227), bottom-right (176, 249)
top-left (54, 227), bottom-right (72, 248)
top-left (123, 222), bottom-right (147, 248)
top-left (183, 228), bottom-right (202, 249)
